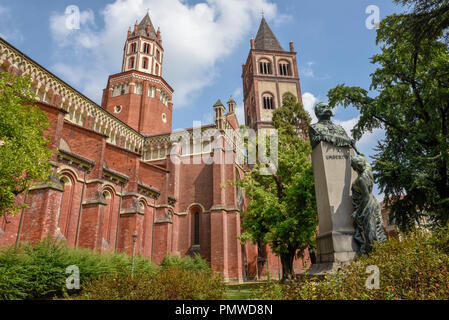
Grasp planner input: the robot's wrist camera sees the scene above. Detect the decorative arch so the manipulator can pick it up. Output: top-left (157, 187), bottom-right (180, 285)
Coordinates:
top-left (186, 202), bottom-right (206, 214)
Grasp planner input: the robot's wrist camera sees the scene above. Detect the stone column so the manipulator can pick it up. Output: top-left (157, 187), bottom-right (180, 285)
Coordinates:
top-left (310, 141), bottom-right (358, 273)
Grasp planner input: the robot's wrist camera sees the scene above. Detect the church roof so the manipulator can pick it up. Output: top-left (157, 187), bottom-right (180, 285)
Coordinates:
top-left (227, 96), bottom-right (236, 105)
top-left (214, 99), bottom-right (224, 107)
top-left (136, 12), bottom-right (157, 38)
top-left (254, 17), bottom-right (284, 52)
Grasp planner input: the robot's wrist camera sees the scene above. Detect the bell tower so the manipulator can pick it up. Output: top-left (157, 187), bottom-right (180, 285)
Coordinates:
top-left (101, 12), bottom-right (173, 136)
top-left (241, 17), bottom-right (302, 132)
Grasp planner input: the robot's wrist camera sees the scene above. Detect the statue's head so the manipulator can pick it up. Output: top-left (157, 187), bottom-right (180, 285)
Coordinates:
top-left (314, 102), bottom-right (333, 120)
top-left (351, 155), bottom-right (367, 173)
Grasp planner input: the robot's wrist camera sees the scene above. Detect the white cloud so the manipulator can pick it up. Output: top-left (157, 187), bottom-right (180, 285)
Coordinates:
top-left (302, 92), bottom-right (318, 123)
top-left (49, 0), bottom-right (284, 106)
top-left (0, 5), bottom-right (23, 43)
top-left (300, 61), bottom-right (330, 80)
top-left (231, 87), bottom-right (245, 125)
top-left (358, 128), bottom-right (384, 149)
top-left (235, 105), bottom-right (245, 125)
top-left (49, 9), bottom-right (96, 48)
top-left (0, 5), bottom-right (8, 16)
top-left (335, 117), bottom-right (359, 139)
top-left (334, 116), bottom-right (385, 149)
top-left (302, 61), bottom-right (315, 78)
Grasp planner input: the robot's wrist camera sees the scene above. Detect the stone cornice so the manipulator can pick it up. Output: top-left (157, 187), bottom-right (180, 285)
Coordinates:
top-left (102, 167), bottom-right (129, 185)
top-left (57, 149), bottom-right (95, 172)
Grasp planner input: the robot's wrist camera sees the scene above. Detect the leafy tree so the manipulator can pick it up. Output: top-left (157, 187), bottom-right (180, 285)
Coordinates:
top-left (392, 0), bottom-right (449, 44)
top-left (327, 4), bottom-right (449, 229)
top-left (235, 93), bottom-right (317, 281)
top-left (0, 72), bottom-right (52, 216)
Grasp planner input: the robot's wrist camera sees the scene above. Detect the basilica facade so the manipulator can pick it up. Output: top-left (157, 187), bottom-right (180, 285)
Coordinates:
top-left (0, 12), bottom-right (309, 281)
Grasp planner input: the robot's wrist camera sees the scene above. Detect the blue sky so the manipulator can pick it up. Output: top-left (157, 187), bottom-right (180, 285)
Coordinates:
top-left (0, 0), bottom-right (405, 198)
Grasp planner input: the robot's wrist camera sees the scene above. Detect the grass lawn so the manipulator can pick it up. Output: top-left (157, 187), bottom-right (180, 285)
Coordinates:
top-left (224, 283), bottom-right (266, 300)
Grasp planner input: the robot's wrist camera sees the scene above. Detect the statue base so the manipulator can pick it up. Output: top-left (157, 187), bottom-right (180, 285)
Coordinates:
top-left (309, 142), bottom-right (358, 274)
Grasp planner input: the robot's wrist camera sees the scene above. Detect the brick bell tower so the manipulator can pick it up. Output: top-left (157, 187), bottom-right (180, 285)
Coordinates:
top-left (242, 17), bottom-right (302, 132)
top-left (101, 12), bottom-right (173, 136)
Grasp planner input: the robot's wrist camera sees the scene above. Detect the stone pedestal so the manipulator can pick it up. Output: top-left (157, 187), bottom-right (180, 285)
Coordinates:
top-left (309, 142), bottom-right (358, 274)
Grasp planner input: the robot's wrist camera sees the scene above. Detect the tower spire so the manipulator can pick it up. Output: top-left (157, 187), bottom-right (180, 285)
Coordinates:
top-left (254, 17), bottom-right (284, 51)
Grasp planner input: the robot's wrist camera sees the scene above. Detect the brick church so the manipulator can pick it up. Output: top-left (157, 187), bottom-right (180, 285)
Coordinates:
top-left (0, 12), bottom-right (310, 281)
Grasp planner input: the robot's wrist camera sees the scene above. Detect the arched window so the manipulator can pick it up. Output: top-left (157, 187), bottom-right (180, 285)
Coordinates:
top-left (279, 61), bottom-right (291, 76)
top-left (102, 190), bottom-right (115, 249)
top-left (130, 42), bottom-right (137, 53)
top-left (143, 43), bottom-right (150, 54)
top-left (259, 59), bottom-right (272, 75)
top-left (194, 212), bottom-right (200, 245)
top-left (155, 64), bottom-right (160, 75)
top-left (142, 57), bottom-right (149, 69)
top-left (59, 175), bottom-right (75, 241)
top-left (262, 93), bottom-right (275, 110)
top-left (156, 49), bottom-right (160, 61)
top-left (148, 86), bottom-right (156, 98)
top-left (128, 57), bottom-right (135, 69)
top-left (135, 82), bottom-right (143, 95)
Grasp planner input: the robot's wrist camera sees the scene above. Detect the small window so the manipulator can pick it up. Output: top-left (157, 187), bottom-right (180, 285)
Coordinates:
top-left (130, 43), bottom-right (137, 53)
top-left (263, 94), bottom-right (275, 110)
top-left (259, 60), bottom-right (272, 75)
top-left (194, 212), bottom-right (200, 245)
top-left (162, 113), bottom-right (167, 123)
top-left (114, 105), bottom-right (122, 114)
top-left (156, 49), bottom-right (160, 61)
top-left (148, 86), bottom-right (156, 98)
top-left (135, 82), bottom-right (143, 95)
top-left (279, 62), bottom-right (291, 76)
top-left (143, 43), bottom-right (150, 54)
top-left (142, 58), bottom-right (149, 69)
top-left (128, 57), bottom-right (135, 69)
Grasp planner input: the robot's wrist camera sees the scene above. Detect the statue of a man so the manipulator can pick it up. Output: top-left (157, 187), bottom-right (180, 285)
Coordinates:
top-left (309, 102), bottom-right (361, 154)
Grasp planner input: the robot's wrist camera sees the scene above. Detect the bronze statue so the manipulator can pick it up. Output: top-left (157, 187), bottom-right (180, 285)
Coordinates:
top-left (309, 101), bottom-right (386, 255)
top-left (309, 102), bottom-right (361, 154)
top-left (351, 153), bottom-right (386, 255)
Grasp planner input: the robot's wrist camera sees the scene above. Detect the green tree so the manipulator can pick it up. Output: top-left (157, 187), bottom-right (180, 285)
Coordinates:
top-left (0, 72), bottom-right (52, 216)
top-left (327, 3), bottom-right (449, 229)
top-left (392, 0), bottom-right (449, 44)
top-left (236, 93), bottom-right (317, 281)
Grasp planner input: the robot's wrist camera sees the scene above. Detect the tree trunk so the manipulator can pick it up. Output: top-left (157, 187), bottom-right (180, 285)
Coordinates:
top-left (280, 249), bottom-right (296, 282)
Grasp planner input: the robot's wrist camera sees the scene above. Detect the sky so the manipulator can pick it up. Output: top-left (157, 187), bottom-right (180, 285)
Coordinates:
top-left (0, 0), bottom-right (406, 198)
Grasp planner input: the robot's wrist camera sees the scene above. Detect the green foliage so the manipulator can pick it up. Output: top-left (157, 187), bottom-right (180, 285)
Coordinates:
top-left (327, 3), bottom-right (449, 228)
top-left (258, 229), bottom-right (449, 300)
top-left (0, 238), bottom-right (156, 300)
top-left (0, 72), bottom-right (52, 216)
top-left (0, 239), bottom-right (223, 300)
top-left (235, 93), bottom-right (317, 280)
top-left (392, 0), bottom-right (449, 44)
top-left (160, 253), bottom-right (212, 273)
top-left (79, 267), bottom-right (225, 300)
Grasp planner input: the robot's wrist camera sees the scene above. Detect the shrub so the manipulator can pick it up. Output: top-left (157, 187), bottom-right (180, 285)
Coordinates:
top-left (160, 253), bottom-right (212, 273)
top-left (258, 229), bottom-right (449, 300)
top-left (0, 238), bottom-right (156, 300)
top-left (80, 266), bottom-right (226, 300)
